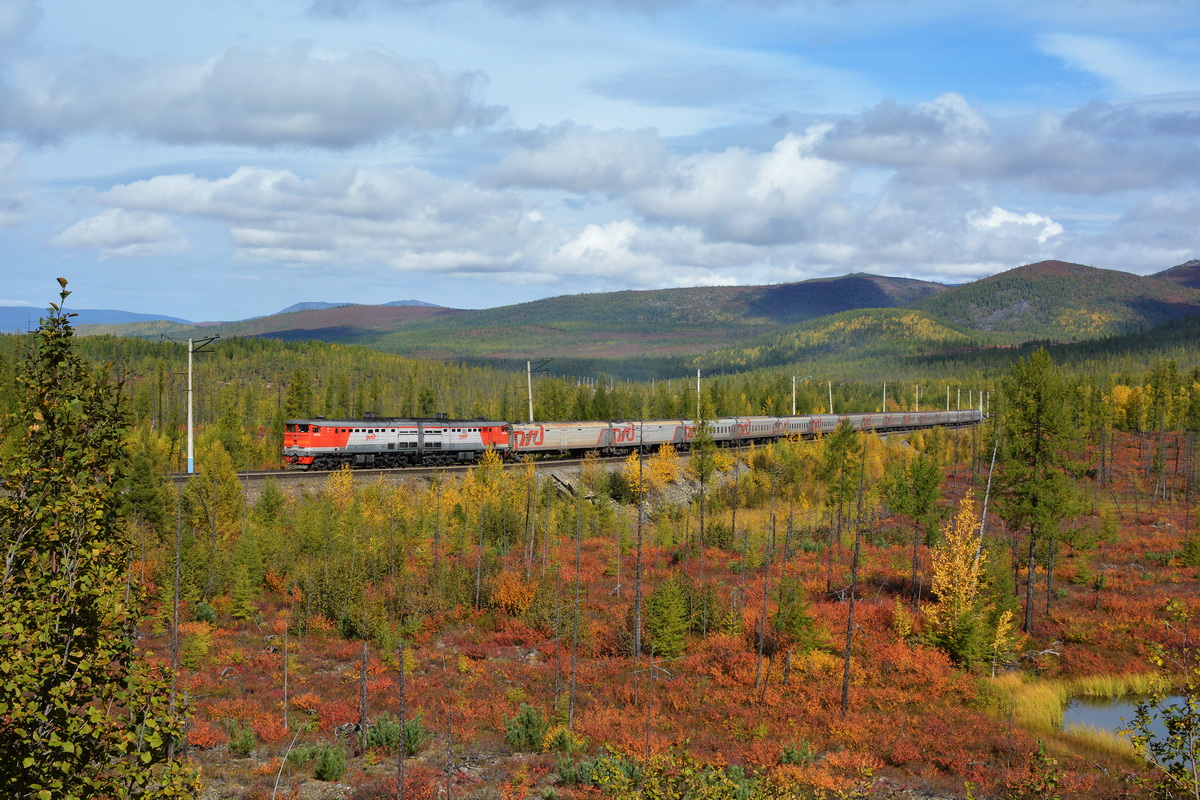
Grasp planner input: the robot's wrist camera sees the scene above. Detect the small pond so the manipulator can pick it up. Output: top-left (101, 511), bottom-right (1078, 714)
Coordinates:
top-left (1061, 695), bottom-right (1184, 741)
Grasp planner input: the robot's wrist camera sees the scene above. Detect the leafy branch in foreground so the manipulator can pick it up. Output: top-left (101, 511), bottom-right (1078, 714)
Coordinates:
top-left (0, 280), bottom-right (197, 799)
top-left (1123, 598), bottom-right (1200, 800)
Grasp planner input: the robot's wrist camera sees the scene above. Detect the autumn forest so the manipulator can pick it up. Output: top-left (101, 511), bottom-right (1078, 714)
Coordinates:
top-left (4, 291), bottom-right (1200, 800)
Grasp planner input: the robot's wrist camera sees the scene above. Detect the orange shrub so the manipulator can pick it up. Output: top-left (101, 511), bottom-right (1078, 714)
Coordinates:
top-left (187, 719), bottom-right (227, 749)
top-left (290, 692), bottom-right (322, 714)
top-left (265, 570), bottom-right (290, 595)
top-left (252, 757), bottom-right (281, 775)
top-left (210, 594), bottom-right (233, 618)
top-left (403, 763), bottom-right (442, 800)
top-left (316, 699), bottom-right (356, 731)
top-left (251, 715), bottom-right (289, 743)
top-left (487, 570), bottom-right (537, 616)
top-left (307, 615), bottom-right (336, 636)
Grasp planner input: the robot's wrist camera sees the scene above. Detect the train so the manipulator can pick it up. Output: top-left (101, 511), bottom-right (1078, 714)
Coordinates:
top-left (282, 408), bottom-right (983, 470)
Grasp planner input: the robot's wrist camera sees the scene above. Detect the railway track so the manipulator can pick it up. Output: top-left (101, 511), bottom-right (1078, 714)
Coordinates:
top-left (169, 457), bottom-right (594, 488)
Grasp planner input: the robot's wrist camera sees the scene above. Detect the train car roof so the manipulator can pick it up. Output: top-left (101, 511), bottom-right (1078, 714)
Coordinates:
top-left (286, 417), bottom-right (510, 426)
top-left (511, 420), bottom-right (610, 428)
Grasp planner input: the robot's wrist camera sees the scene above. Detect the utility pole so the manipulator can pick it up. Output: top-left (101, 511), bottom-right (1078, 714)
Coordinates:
top-left (882, 381), bottom-right (886, 413)
top-left (164, 334), bottom-right (219, 474)
top-left (792, 375), bottom-right (810, 416)
top-left (828, 380), bottom-right (834, 415)
top-left (525, 359), bottom-right (551, 422)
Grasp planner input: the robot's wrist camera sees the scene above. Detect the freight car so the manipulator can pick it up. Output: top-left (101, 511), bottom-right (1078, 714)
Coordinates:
top-left (283, 409), bottom-right (982, 470)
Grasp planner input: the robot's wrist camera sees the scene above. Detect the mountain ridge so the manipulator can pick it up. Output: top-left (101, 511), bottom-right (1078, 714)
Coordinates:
top-left (58, 258), bottom-right (1200, 377)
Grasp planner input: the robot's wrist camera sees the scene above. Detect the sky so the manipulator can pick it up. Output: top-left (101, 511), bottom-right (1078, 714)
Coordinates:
top-left (0, 0), bottom-right (1197, 321)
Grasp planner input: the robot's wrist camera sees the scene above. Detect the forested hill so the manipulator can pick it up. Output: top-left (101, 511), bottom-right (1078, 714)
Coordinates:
top-left (697, 308), bottom-right (979, 375)
top-left (1152, 259), bottom-right (1200, 290)
top-left (77, 274), bottom-right (944, 362)
top-left (67, 259), bottom-right (1200, 375)
top-left (908, 260), bottom-right (1200, 340)
top-left (77, 303), bottom-right (462, 341)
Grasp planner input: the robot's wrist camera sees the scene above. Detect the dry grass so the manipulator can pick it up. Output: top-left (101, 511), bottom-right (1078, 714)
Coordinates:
top-left (987, 671), bottom-right (1167, 733)
top-left (1061, 722), bottom-right (1140, 762)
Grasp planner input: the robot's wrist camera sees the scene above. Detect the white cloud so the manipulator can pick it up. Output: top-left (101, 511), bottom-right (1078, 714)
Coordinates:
top-left (819, 93), bottom-right (993, 181)
top-left (969, 206), bottom-right (1063, 245)
top-left (484, 124), bottom-right (669, 192)
top-left (632, 128), bottom-right (848, 244)
top-left (816, 94), bottom-right (1200, 196)
top-left (1039, 33), bottom-right (1199, 96)
top-left (102, 166), bottom-right (547, 273)
top-left (0, 43), bottom-right (504, 148)
top-left (53, 209), bottom-right (186, 259)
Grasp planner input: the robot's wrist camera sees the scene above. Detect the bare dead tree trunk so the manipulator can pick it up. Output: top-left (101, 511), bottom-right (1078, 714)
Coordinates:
top-left (389, 513), bottom-right (397, 577)
top-left (168, 491), bottom-right (182, 762)
top-left (569, 488), bottom-right (582, 729)
top-left (358, 639), bottom-right (369, 755)
top-left (910, 517), bottom-right (920, 612)
top-left (698, 469), bottom-right (706, 635)
top-left (523, 473), bottom-right (533, 578)
top-left (840, 448), bottom-right (866, 719)
top-left (444, 712), bottom-right (453, 800)
top-left (474, 493), bottom-right (485, 610)
top-left (1024, 522), bottom-right (1037, 635)
top-left (615, 512), bottom-right (622, 598)
top-left (755, 470), bottom-right (777, 691)
top-left (396, 638), bottom-right (406, 800)
top-left (283, 597), bottom-right (291, 731)
top-left (552, 566), bottom-right (563, 706)
top-left (432, 483), bottom-right (442, 592)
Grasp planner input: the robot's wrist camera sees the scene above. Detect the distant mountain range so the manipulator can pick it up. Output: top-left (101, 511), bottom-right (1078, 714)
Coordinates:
top-left (274, 300), bottom-right (442, 314)
top-left (0, 306), bottom-right (191, 332)
top-left (15, 258), bottom-right (1200, 376)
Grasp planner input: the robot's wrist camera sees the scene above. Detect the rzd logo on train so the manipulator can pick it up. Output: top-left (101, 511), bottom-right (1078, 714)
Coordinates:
top-left (513, 425), bottom-right (545, 448)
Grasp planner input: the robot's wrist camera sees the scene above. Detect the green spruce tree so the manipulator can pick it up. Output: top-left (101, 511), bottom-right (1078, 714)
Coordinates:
top-left (0, 280), bottom-right (196, 798)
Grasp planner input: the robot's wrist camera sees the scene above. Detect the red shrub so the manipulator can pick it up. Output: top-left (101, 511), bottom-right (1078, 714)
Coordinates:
top-left (251, 715), bottom-right (290, 743)
top-left (316, 698), bottom-right (357, 731)
top-left (188, 719), bottom-right (227, 749)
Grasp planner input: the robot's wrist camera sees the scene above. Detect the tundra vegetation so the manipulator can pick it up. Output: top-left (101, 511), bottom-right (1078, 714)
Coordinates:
top-left (2, 296), bottom-right (1200, 798)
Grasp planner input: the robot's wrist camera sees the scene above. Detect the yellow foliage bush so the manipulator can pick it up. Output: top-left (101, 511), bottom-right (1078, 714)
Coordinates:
top-left (178, 620), bottom-right (213, 669)
top-left (646, 443), bottom-right (680, 488)
top-left (488, 570), bottom-right (537, 616)
top-left (623, 450), bottom-right (648, 501)
top-left (327, 464), bottom-right (355, 510)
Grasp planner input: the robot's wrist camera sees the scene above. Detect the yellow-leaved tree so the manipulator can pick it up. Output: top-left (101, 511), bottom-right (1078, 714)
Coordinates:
top-left (623, 449), bottom-right (648, 502)
top-left (327, 463), bottom-right (356, 511)
top-left (645, 442), bottom-right (680, 489)
top-left (928, 492), bottom-right (984, 633)
top-left (927, 491), bottom-right (1019, 671)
